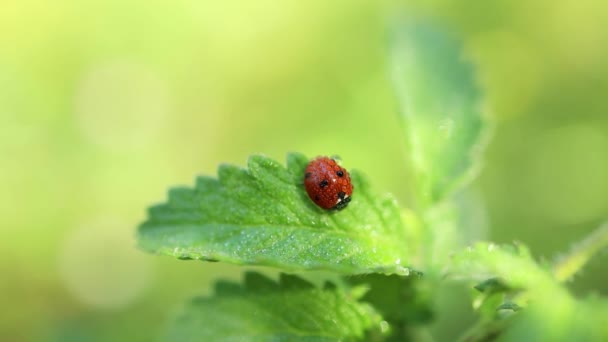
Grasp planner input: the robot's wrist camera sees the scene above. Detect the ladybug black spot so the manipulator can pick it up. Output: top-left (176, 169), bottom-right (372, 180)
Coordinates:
top-left (319, 179), bottom-right (329, 188)
top-left (336, 170), bottom-right (344, 177)
top-left (305, 172), bottom-right (312, 179)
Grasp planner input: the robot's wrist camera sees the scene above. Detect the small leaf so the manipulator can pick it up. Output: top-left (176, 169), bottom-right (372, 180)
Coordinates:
top-left (390, 19), bottom-right (491, 207)
top-left (449, 242), bottom-right (555, 292)
top-left (138, 153), bottom-right (412, 275)
top-left (452, 242), bottom-right (608, 341)
top-left (168, 272), bottom-right (381, 341)
top-left (473, 277), bottom-right (511, 294)
top-left (470, 278), bottom-right (516, 323)
top-left (496, 302), bottom-right (521, 312)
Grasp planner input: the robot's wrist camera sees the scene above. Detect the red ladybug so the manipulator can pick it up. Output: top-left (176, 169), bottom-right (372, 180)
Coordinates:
top-left (304, 156), bottom-right (353, 210)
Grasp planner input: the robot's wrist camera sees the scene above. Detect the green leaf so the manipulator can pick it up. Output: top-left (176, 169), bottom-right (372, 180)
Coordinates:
top-left (391, 19), bottom-right (491, 207)
top-left (138, 153), bottom-right (412, 275)
top-left (168, 272), bottom-right (381, 341)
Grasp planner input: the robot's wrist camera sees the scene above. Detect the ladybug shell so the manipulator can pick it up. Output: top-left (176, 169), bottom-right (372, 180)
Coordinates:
top-left (304, 156), bottom-right (353, 210)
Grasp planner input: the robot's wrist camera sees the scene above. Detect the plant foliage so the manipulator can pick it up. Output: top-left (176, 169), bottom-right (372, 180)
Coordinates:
top-left (137, 17), bottom-right (608, 342)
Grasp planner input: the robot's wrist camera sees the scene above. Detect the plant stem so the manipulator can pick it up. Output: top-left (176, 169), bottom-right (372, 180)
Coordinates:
top-left (553, 222), bottom-right (608, 282)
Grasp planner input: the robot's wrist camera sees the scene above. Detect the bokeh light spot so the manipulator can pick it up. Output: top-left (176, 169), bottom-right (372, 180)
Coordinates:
top-left (59, 218), bottom-right (153, 310)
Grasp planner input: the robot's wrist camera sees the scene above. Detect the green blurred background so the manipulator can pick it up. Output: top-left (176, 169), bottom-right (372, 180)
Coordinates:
top-left (1, 0), bottom-right (607, 340)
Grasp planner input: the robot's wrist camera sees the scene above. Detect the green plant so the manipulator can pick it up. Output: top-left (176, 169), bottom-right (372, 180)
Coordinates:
top-left (137, 20), bottom-right (608, 341)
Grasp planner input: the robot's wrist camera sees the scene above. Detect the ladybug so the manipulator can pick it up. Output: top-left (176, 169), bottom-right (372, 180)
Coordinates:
top-left (304, 156), bottom-right (353, 210)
